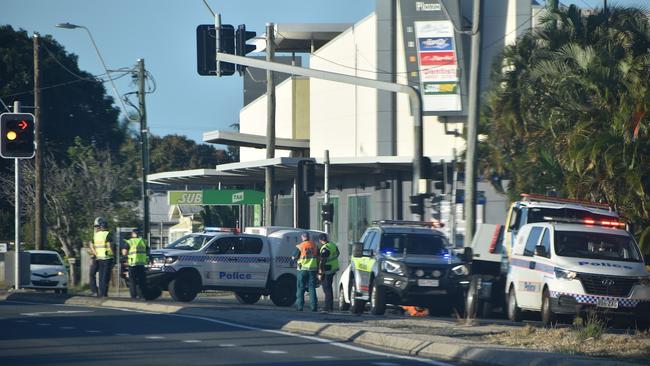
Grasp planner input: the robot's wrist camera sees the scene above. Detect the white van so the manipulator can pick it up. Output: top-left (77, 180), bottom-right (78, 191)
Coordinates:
top-left (506, 218), bottom-right (650, 325)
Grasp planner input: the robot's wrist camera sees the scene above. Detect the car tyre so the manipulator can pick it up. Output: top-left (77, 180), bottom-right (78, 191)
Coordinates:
top-left (507, 287), bottom-right (522, 322)
top-left (541, 288), bottom-right (557, 326)
top-left (350, 281), bottom-right (365, 315)
top-left (369, 281), bottom-right (387, 315)
top-left (142, 287), bottom-right (162, 301)
top-left (270, 275), bottom-right (297, 307)
top-left (168, 272), bottom-right (199, 302)
top-left (235, 292), bottom-right (262, 305)
top-left (465, 277), bottom-right (489, 318)
top-left (338, 285), bottom-right (350, 311)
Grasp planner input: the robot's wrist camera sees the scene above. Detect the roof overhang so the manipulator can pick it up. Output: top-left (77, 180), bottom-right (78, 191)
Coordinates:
top-left (203, 130), bottom-right (309, 150)
top-left (253, 23), bottom-right (351, 53)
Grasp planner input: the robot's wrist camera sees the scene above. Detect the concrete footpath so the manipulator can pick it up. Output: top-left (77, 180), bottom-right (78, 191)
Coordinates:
top-left (1, 291), bottom-right (638, 366)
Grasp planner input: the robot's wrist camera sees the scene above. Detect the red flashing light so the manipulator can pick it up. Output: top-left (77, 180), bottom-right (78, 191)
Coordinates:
top-left (18, 120), bottom-right (28, 130)
top-left (583, 219), bottom-right (596, 225)
top-left (489, 224), bottom-right (502, 254)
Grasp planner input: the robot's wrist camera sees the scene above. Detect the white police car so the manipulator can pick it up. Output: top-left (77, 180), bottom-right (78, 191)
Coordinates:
top-left (25, 250), bottom-right (68, 294)
top-left (506, 217), bottom-right (650, 325)
top-left (146, 227), bottom-right (323, 305)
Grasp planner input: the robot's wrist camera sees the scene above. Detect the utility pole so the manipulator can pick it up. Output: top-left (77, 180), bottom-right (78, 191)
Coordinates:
top-left (137, 59), bottom-right (150, 243)
top-left (13, 101), bottom-right (22, 290)
top-left (264, 23), bottom-right (276, 226)
top-left (464, 0), bottom-right (482, 245)
top-left (33, 33), bottom-right (44, 250)
top-left (324, 150), bottom-right (331, 235)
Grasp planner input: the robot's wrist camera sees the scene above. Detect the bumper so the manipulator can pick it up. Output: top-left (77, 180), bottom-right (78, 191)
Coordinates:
top-left (551, 291), bottom-right (650, 320)
top-left (379, 273), bottom-right (468, 305)
top-left (145, 268), bottom-right (176, 289)
top-left (25, 278), bottom-right (67, 289)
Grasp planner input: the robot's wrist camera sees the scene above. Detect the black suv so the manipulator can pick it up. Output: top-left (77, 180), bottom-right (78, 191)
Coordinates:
top-left (343, 220), bottom-right (472, 315)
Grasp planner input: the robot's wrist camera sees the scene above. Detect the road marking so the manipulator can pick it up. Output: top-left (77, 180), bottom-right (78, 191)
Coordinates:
top-left (115, 333), bottom-right (131, 336)
top-left (313, 356), bottom-right (335, 359)
top-left (14, 320), bottom-right (28, 323)
top-left (218, 344), bottom-right (236, 347)
top-left (262, 350), bottom-right (288, 354)
top-left (60, 326), bottom-right (75, 330)
top-left (86, 330), bottom-right (101, 333)
top-left (37, 323), bottom-right (51, 326)
top-left (372, 363), bottom-right (401, 366)
top-left (3, 300), bottom-right (452, 366)
top-left (21, 310), bottom-right (93, 317)
top-left (183, 340), bottom-right (202, 343)
top-left (145, 336), bottom-right (165, 340)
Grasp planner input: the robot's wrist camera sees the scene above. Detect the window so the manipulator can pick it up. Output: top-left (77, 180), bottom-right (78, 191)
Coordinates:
top-left (207, 237), bottom-right (238, 254)
top-left (379, 234), bottom-right (448, 256)
top-left (238, 237), bottom-right (264, 254)
top-left (362, 231), bottom-right (376, 250)
top-left (538, 229), bottom-right (551, 258)
top-left (166, 234), bottom-right (212, 251)
top-left (348, 194), bottom-right (372, 245)
top-left (554, 230), bottom-right (642, 262)
top-left (523, 227), bottom-right (543, 257)
top-left (317, 196), bottom-right (339, 243)
top-left (30, 253), bottom-right (62, 265)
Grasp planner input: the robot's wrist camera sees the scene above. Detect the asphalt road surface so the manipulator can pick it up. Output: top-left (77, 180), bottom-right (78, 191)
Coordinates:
top-left (0, 300), bottom-right (459, 366)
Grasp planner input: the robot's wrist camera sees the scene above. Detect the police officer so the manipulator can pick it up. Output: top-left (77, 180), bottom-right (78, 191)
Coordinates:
top-left (292, 232), bottom-right (318, 312)
top-left (122, 229), bottom-right (148, 300)
top-left (91, 217), bottom-right (115, 297)
top-left (318, 233), bottom-right (340, 312)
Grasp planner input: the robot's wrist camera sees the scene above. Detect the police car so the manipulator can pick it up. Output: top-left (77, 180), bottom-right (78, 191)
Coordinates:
top-left (506, 217), bottom-right (650, 325)
top-left (146, 227), bottom-right (323, 305)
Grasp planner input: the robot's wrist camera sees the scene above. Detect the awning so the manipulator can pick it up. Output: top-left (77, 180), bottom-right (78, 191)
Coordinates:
top-left (203, 130), bottom-right (309, 150)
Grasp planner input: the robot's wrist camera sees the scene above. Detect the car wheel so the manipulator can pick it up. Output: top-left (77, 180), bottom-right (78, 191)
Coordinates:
top-left (507, 287), bottom-right (522, 322)
top-left (270, 275), bottom-right (297, 307)
top-left (235, 292), bottom-right (262, 305)
top-left (142, 287), bottom-right (162, 301)
top-left (465, 277), bottom-right (481, 318)
top-left (369, 281), bottom-right (386, 315)
top-left (338, 285), bottom-right (350, 311)
top-left (541, 288), bottom-right (556, 325)
top-left (168, 272), bottom-right (199, 302)
top-left (350, 281), bottom-right (365, 314)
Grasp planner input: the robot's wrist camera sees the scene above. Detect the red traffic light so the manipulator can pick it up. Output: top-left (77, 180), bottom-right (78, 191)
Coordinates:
top-left (18, 120), bottom-right (28, 130)
top-left (0, 113), bottom-right (36, 159)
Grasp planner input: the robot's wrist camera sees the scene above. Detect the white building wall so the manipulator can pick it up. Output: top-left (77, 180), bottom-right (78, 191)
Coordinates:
top-left (310, 14), bottom-right (378, 159)
top-left (239, 78), bottom-right (295, 162)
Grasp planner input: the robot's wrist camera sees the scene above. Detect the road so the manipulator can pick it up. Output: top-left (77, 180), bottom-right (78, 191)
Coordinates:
top-left (0, 300), bottom-right (459, 366)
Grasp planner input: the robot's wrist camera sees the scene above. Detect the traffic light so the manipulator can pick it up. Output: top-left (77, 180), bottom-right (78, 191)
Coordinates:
top-left (321, 202), bottom-right (334, 223)
top-left (236, 24), bottom-right (256, 75)
top-left (1, 113), bottom-right (35, 159)
top-left (301, 160), bottom-right (315, 196)
top-left (408, 194), bottom-right (424, 216)
top-left (196, 24), bottom-right (235, 76)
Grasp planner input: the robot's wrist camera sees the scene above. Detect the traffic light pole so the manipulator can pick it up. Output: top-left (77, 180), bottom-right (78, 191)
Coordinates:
top-left (264, 23), bottom-right (276, 227)
top-left (13, 101), bottom-right (21, 290)
top-left (215, 51), bottom-right (424, 219)
top-left (323, 150), bottom-right (330, 235)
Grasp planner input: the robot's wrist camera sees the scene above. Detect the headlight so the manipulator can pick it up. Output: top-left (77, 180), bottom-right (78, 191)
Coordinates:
top-left (639, 276), bottom-right (650, 286)
top-left (381, 260), bottom-right (404, 276)
top-left (56, 271), bottom-right (65, 276)
top-left (164, 256), bottom-right (178, 264)
top-left (451, 264), bottom-right (469, 276)
top-left (554, 267), bottom-right (577, 280)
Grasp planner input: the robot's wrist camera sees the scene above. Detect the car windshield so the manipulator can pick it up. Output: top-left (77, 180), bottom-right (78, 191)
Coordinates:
top-left (165, 234), bottom-right (213, 251)
top-left (554, 230), bottom-right (642, 262)
top-left (380, 233), bottom-right (449, 256)
top-left (30, 253), bottom-right (62, 265)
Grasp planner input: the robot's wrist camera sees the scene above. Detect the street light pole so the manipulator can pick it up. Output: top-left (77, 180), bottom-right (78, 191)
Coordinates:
top-left (137, 59), bottom-right (150, 243)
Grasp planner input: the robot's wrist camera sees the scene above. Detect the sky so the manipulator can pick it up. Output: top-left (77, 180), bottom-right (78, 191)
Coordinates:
top-left (2, 0), bottom-right (648, 144)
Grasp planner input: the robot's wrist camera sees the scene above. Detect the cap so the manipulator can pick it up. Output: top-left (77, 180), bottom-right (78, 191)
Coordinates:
top-left (300, 231), bottom-right (310, 238)
top-left (318, 233), bottom-right (328, 242)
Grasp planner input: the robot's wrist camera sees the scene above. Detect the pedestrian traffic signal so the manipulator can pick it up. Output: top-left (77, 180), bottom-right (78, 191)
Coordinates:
top-left (408, 194), bottom-right (424, 216)
top-left (196, 24), bottom-right (235, 76)
top-left (1, 113), bottom-right (35, 159)
top-left (236, 24), bottom-right (256, 76)
top-left (321, 202), bottom-right (334, 223)
top-left (300, 160), bottom-right (316, 196)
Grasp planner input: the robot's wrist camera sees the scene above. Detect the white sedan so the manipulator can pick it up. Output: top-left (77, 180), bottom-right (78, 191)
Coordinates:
top-left (25, 250), bottom-right (68, 294)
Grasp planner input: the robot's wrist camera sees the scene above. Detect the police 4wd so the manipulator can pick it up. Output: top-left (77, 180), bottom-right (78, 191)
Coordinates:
top-left (146, 227), bottom-right (323, 305)
top-left (338, 220), bottom-right (472, 316)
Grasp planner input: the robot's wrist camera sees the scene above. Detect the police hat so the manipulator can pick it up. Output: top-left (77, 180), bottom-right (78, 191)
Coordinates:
top-left (318, 233), bottom-right (328, 242)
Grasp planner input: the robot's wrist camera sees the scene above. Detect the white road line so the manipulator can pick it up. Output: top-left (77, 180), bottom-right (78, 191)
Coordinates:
top-left (86, 330), bottom-right (101, 333)
top-left (183, 340), bottom-right (202, 343)
top-left (60, 326), bottom-right (75, 330)
top-left (14, 320), bottom-right (28, 323)
top-left (262, 350), bottom-right (288, 354)
top-left (3, 300), bottom-right (453, 366)
top-left (218, 344), bottom-right (236, 347)
top-left (313, 355), bottom-right (335, 359)
top-left (37, 323), bottom-right (51, 326)
top-left (114, 333), bottom-right (131, 336)
top-left (21, 310), bottom-right (93, 316)
top-left (372, 363), bottom-right (401, 366)
top-left (145, 336), bottom-right (165, 340)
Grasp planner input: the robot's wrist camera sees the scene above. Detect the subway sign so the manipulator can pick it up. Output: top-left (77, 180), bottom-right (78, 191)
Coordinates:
top-left (168, 189), bottom-right (264, 205)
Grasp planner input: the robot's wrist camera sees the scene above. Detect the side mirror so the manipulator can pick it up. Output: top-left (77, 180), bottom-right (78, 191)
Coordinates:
top-left (463, 247), bottom-right (474, 262)
top-left (644, 254), bottom-right (650, 265)
top-left (535, 245), bottom-right (547, 257)
top-left (352, 242), bottom-right (364, 258)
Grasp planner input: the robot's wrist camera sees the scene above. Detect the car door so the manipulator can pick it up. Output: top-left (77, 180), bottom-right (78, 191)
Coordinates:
top-left (204, 236), bottom-right (238, 287)
top-left (517, 226), bottom-right (544, 309)
top-left (353, 230), bottom-right (377, 295)
top-left (233, 235), bottom-right (270, 289)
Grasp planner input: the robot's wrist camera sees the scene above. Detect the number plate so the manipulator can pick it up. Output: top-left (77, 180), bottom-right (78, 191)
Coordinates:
top-left (418, 279), bottom-right (439, 287)
top-left (596, 298), bottom-right (618, 309)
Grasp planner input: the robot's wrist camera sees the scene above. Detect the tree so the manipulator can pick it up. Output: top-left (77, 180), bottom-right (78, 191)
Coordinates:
top-left (481, 5), bottom-right (650, 233)
top-left (149, 134), bottom-right (232, 173)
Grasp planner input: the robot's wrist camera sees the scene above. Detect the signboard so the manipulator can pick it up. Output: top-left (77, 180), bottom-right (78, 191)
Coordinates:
top-left (0, 243), bottom-right (7, 253)
top-left (168, 190), bottom-right (264, 205)
top-left (400, 0), bottom-right (467, 116)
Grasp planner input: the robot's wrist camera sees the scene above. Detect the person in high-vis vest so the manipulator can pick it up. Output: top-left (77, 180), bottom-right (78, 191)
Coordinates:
top-left (291, 232), bottom-right (318, 312)
top-left (318, 233), bottom-right (339, 312)
top-left (92, 217), bottom-right (115, 297)
top-left (121, 228), bottom-right (148, 299)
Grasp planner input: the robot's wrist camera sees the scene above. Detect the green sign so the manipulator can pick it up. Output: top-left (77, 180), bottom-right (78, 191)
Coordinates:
top-left (168, 189), bottom-right (264, 205)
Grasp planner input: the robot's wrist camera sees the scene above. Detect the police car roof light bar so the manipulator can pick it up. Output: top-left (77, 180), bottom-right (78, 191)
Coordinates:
top-left (520, 193), bottom-right (612, 210)
top-left (373, 220), bottom-right (444, 228)
top-left (541, 216), bottom-right (626, 229)
top-left (203, 227), bottom-right (239, 233)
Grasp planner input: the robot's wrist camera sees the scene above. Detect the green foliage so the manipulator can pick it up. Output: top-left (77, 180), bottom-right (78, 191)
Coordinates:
top-left (149, 134), bottom-right (232, 173)
top-left (481, 5), bottom-right (650, 232)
